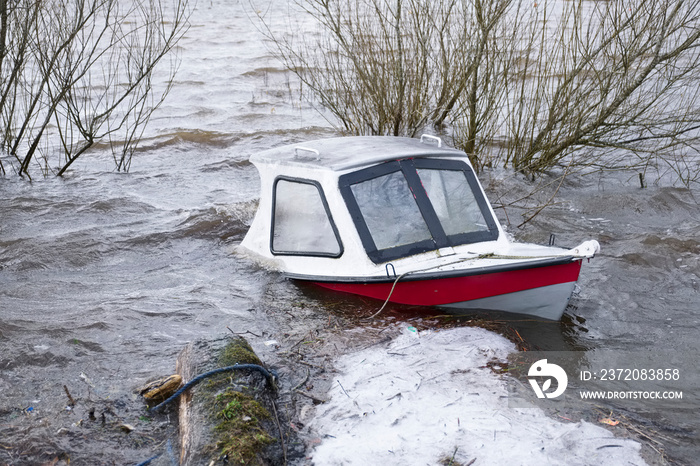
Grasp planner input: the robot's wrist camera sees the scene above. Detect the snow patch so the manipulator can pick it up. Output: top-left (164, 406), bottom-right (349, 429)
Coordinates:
top-left (309, 326), bottom-right (645, 465)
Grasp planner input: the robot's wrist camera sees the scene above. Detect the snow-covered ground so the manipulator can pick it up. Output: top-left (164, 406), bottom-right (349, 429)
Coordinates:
top-left (308, 326), bottom-right (645, 465)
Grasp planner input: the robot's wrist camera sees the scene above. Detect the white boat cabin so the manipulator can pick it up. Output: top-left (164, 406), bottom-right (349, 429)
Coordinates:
top-left (240, 135), bottom-right (523, 279)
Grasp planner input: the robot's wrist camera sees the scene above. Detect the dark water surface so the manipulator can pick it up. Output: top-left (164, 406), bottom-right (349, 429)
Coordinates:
top-left (1, 1), bottom-right (699, 464)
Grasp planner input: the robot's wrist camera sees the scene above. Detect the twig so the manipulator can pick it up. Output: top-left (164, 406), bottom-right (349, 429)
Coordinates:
top-left (226, 327), bottom-right (262, 338)
top-left (63, 385), bottom-right (76, 406)
top-left (291, 368), bottom-right (310, 392)
top-left (646, 442), bottom-right (666, 461)
top-left (337, 380), bottom-right (350, 398)
top-left (501, 204), bottom-right (511, 226)
top-left (290, 334), bottom-right (310, 350)
top-left (447, 447), bottom-right (458, 465)
top-left (517, 158), bottom-right (574, 228)
top-left (269, 398), bottom-right (288, 465)
top-left (294, 390), bottom-right (327, 404)
top-left (513, 329), bottom-right (524, 342)
top-left (297, 360), bottom-right (324, 370)
top-left (593, 407), bottom-right (678, 447)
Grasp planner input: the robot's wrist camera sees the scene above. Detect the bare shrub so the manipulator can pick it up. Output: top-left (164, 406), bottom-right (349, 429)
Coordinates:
top-left (495, 0), bottom-right (700, 184)
top-left (0, 0), bottom-right (191, 178)
top-left (256, 0), bottom-right (483, 138)
top-left (260, 0), bottom-right (700, 187)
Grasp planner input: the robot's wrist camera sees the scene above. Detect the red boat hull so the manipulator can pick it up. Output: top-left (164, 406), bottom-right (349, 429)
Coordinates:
top-left (312, 259), bottom-right (583, 319)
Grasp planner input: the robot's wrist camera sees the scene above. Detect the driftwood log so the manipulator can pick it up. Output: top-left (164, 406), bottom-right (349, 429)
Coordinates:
top-left (176, 342), bottom-right (196, 465)
top-left (172, 336), bottom-right (294, 465)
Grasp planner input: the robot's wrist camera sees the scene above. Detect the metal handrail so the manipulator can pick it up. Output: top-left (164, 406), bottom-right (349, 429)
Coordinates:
top-left (294, 146), bottom-right (320, 160)
top-left (420, 134), bottom-right (442, 148)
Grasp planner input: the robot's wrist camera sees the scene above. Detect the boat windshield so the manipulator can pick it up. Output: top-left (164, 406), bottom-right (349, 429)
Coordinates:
top-left (349, 170), bottom-right (433, 250)
top-left (339, 158), bottom-right (499, 263)
top-left (417, 168), bottom-right (490, 236)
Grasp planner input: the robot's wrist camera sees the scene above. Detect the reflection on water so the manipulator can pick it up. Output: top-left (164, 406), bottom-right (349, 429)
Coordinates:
top-left (1, 0), bottom-right (699, 464)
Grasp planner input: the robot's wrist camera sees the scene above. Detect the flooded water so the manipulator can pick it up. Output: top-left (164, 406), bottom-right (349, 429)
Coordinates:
top-left (1, 1), bottom-right (699, 464)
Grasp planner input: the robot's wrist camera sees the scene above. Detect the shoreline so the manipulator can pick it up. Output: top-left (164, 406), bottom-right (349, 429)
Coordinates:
top-left (299, 325), bottom-right (647, 465)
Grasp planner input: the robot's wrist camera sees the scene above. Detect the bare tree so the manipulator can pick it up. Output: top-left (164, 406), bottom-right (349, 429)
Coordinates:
top-left (497, 0), bottom-right (700, 183)
top-left (260, 0), bottom-right (700, 186)
top-left (257, 0), bottom-right (482, 138)
top-left (0, 0), bottom-right (190, 178)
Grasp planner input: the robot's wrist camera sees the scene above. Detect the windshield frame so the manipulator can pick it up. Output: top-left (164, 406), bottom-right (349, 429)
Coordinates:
top-left (339, 158), bottom-right (499, 263)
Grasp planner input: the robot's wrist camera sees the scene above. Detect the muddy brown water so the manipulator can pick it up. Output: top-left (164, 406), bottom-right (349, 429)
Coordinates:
top-left (1, 1), bottom-right (699, 464)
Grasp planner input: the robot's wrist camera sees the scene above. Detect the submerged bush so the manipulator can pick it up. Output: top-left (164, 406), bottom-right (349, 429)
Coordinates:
top-left (260, 0), bottom-right (700, 185)
top-left (0, 0), bottom-right (191, 178)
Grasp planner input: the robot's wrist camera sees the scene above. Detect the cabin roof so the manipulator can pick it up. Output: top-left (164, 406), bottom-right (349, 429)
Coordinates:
top-left (249, 136), bottom-right (468, 172)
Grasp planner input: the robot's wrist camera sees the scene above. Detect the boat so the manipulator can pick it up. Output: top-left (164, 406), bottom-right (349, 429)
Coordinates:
top-left (240, 135), bottom-right (600, 320)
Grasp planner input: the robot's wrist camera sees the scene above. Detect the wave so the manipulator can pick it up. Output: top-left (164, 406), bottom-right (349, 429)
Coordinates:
top-left (199, 158), bottom-right (252, 173)
top-left (141, 129), bottom-right (241, 150)
top-left (0, 351), bottom-right (71, 370)
top-left (116, 201), bottom-right (258, 247)
top-left (76, 197), bottom-right (156, 215)
top-left (240, 66), bottom-right (289, 78)
top-left (171, 202), bottom-right (258, 241)
top-left (641, 234), bottom-right (700, 254)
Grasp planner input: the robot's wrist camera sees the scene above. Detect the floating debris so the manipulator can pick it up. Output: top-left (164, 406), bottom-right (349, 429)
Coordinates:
top-left (139, 375), bottom-right (183, 403)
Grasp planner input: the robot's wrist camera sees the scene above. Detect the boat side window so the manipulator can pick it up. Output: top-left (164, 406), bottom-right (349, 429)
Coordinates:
top-left (271, 178), bottom-right (343, 257)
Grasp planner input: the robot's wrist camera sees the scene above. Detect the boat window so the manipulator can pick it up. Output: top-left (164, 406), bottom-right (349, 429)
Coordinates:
top-left (271, 178), bottom-right (342, 257)
top-left (416, 168), bottom-right (490, 236)
top-left (349, 170), bottom-right (432, 250)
